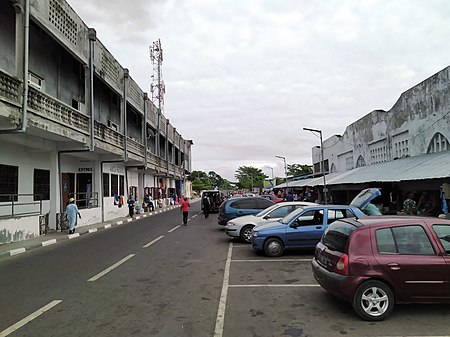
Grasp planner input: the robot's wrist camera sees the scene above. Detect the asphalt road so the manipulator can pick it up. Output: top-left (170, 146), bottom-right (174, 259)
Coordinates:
top-left (1, 201), bottom-right (450, 337)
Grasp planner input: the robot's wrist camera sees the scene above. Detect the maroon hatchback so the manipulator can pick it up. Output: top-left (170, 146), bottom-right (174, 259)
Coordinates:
top-left (312, 216), bottom-right (450, 321)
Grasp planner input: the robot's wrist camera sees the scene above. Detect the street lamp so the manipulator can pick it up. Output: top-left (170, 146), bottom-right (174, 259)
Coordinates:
top-left (303, 127), bottom-right (327, 204)
top-left (275, 155), bottom-right (288, 190)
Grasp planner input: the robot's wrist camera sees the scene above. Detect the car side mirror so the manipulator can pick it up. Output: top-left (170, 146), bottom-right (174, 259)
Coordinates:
top-left (263, 215), bottom-right (270, 220)
top-left (442, 235), bottom-right (450, 243)
top-left (290, 220), bottom-right (299, 228)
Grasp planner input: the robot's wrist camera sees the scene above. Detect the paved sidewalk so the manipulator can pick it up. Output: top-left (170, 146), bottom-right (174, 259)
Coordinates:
top-left (0, 205), bottom-right (181, 260)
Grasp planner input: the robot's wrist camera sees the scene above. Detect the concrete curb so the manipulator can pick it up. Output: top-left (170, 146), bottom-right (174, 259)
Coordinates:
top-left (0, 205), bottom-right (181, 259)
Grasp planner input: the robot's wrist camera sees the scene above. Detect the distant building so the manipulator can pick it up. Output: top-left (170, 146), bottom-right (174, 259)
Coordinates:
top-left (0, 0), bottom-right (192, 243)
top-left (298, 66), bottom-right (450, 209)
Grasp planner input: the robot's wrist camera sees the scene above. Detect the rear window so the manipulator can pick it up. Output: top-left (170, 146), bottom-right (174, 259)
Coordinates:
top-left (322, 221), bottom-right (358, 253)
top-left (255, 198), bottom-right (274, 209)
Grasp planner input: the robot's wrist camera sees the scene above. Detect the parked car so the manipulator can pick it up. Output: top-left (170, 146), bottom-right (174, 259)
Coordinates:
top-left (225, 201), bottom-right (317, 243)
top-left (312, 216), bottom-right (450, 321)
top-left (200, 190), bottom-right (224, 213)
top-left (218, 197), bottom-right (275, 225)
top-left (260, 194), bottom-right (284, 203)
top-left (251, 188), bottom-right (381, 257)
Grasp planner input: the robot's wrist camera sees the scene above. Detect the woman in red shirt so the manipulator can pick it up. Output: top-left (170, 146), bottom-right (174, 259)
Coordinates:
top-left (180, 196), bottom-right (191, 225)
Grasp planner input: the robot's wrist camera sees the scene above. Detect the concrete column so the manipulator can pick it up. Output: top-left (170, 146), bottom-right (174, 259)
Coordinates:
top-left (49, 151), bottom-right (59, 230)
top-left (12, 0), bottom-right (24, 79)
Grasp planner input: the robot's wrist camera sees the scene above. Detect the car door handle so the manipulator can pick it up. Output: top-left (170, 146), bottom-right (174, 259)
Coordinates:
top-left (387, 263), bottom-right (400, 271)
top-left (315, 226), bottom-right (322, 229)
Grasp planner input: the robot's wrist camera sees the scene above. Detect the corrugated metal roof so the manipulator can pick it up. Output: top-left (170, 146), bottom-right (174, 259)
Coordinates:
top-left (273, 152), bottom-right (450, 188)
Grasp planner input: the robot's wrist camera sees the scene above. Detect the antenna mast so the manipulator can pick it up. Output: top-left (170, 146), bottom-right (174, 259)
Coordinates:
top-left (149, 39), bottom-right (165, 113)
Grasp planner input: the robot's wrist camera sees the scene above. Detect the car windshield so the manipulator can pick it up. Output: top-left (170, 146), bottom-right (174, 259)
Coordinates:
top-left (254, 203), bottom-right (279, 217)
top-left (280, 207), bottom-right (307, 224)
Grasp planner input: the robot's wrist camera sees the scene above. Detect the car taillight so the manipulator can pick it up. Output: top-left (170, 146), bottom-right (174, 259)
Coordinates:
top-left (334, 254), bottom-right (348, 275)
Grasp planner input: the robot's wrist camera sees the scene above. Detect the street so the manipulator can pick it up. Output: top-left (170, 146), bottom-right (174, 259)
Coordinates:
top-left (1, 200), bottom-right (450, 337)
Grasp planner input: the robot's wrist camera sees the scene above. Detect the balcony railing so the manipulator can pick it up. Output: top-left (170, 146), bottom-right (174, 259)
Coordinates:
top-left (127, 137), bottom-right (145, 157)
top-left (94, 121), bottom-right (124, 149)
top-left (28, 86), bottom-right (90, 135)
top-left (0, 194), bottom-right (43, 219)
top-left (0, 69), bottom-right (21, 105)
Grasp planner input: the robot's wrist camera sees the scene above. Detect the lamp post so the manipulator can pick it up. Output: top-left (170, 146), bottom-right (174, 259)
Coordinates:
top-left (275, 155), bottom-right (288, 190)
top-left (303, 127), bottom-right (327, 204)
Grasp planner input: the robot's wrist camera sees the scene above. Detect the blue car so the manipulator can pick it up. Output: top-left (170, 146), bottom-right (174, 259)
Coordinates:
top-left (251, 188), bottom-right (381, 257)
top-left (218, 196), bottom-right (275, 225)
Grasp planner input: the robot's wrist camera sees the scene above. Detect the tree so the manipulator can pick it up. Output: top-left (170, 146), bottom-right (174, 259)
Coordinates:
top-left (235, 166), bottom-right (268, 190)
top-left (187, 170), bottom-right (232, 193)
top-left (287, 164), bottom-right (313, 177)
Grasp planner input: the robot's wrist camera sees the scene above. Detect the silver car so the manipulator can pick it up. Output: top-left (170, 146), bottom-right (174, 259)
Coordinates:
top-left (224, 201), bottom-right (317, 243)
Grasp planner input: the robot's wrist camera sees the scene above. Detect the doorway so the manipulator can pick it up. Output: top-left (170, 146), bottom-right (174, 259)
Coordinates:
top-left (61, 173), bottom-right (75, 211)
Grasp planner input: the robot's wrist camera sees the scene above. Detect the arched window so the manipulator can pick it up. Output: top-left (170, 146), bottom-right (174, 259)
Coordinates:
top-left (427, 132), bottom-right (449, 153)
top-left (330, 163), bottom-right (336, 173)
top-left (356, 155), bottom-right (366, 168)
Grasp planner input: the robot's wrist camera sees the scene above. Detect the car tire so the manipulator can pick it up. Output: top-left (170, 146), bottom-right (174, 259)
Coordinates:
top-left (240, 225), bottom-right (254, 243)
top-left (263, 237), bottom-right (284, 257)
top-left (352, 280), bottom-right (394, 321)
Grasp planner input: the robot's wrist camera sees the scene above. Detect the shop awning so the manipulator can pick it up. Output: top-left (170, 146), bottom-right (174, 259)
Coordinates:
top-left (274, 151), bottom-right (450, 188)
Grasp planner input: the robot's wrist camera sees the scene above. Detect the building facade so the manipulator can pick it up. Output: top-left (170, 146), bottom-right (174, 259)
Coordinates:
top-left (0, 0), bottom-right (193, 243)
top-left (307, 65), bottom-right (450, 208)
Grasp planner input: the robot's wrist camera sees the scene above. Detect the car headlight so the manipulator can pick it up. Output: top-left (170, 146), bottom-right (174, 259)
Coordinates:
top-left (227, 221), bottom-right (237, 226)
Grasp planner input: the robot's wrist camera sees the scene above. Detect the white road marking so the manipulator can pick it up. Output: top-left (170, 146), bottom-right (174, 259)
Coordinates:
top-left (168, 225), bottom-right (180, 232)
top-left (88, 228), bottom-right (97, 233)
top-left (68, 233), bottom-right (79, 239)
top-left (142, 214), bottom-right (147, 217)
top-left (41, 239), bottom-right (56, 247)
top-left (228, 284), bottom-right (320, 288)
top-left (214, 242), bottom-right (233, 337)
top-left (87, 254), bottom-right (135, 282)
top-left (116, 221), bottom-right (123, 225)
top-left (104, 224), bottom-right (111, 229)
top-left (0, 300), bottom-right (62, 337)
top-left (232, 259), bottom-right (312, 262)
top-left (192, 214), bottom-right (198, 218)
top-left (143, 235), bottom-right (164, 248)
top-left (136, 216), bottom-right (141, 219)
top-left (127, 218), bottom-right (132, 222)
top-left (9, 248), bottom-right (25, 256)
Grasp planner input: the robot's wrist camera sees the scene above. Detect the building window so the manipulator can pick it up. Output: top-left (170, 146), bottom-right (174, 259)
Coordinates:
top-left (119, 175), bottom-right (125, 196)
top-left (0, 164), bottom-right (19, 202)
top-left (427, 132), bottom-right (449, 153)
top-left (33, 169), bottom-right (50, 201)
top-left (356, 155), bottom-right (366, 168)
top-left (111, 174), bottom-right (118, 196)
top-left (103, 173), bottom-right (110, 197)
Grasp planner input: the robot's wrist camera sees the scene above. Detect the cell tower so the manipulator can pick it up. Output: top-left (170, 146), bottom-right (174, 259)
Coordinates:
top-left (149, 39), bottom-right (165, 113)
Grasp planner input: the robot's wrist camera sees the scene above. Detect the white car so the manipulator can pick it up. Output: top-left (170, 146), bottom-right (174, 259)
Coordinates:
top-left (224, 201), bottom-right (317, 243)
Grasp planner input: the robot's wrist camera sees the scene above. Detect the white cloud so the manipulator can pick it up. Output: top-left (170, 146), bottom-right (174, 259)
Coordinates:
top-left (68, 0), bottom-right (450, 180)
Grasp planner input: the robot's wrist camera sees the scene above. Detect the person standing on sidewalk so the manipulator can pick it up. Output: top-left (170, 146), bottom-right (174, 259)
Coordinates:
top-left (180, 196), bottom-right (191, 225)
top-left (66, 198), bottom-right (81, 234)
top-left (127, 193), bottom-right (136, 217)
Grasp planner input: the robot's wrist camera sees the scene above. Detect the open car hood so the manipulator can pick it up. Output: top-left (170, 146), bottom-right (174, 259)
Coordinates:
top-left (350, 188), bottom-right (381, 212)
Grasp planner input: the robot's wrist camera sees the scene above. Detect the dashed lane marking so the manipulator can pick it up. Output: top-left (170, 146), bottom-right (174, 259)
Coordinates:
top-left (87, 254), bottom-right (135, 282)
top-left (228, 284), bottom-right (320, 288)
top-left (143, 235), bottom-right (164, 248)
top-left (0, 300), bottom-right (62, 337)
top-left (232, 259), bottom-right (312, 262)
top-left (168, 225), bottom-right (180, 233)
top-left (41, 239), bottom-right (56, 247)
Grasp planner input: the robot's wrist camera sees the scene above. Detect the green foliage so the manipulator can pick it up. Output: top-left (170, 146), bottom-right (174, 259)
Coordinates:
top-left (287, 164), bottom-right (313, 177)
top-left (187, 170), bottom-right (232, 193)
top-left (235, 166), bottom-right (268, 190)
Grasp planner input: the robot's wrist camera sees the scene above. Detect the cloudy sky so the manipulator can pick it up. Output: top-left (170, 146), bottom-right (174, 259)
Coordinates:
top-left (69, 0), bottom-right (450, 181)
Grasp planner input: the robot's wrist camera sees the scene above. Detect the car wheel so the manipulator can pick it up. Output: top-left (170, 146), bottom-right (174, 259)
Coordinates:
top-left (240, 225), bottom-right (254, 243)
top-left (352, 280), bottom-right (394, 321)
top-left (263, 238), bottom-right (284, 257)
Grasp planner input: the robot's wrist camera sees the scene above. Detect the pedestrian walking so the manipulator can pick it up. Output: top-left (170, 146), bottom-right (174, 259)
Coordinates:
top-left (202, 195), bottom-right (210, 218)
top-left (127, 193), bottom-right (136, 217)
top-left (66, 197), bottom-right (81, 234)
top-left (180, 196), bottom-right (191, 225)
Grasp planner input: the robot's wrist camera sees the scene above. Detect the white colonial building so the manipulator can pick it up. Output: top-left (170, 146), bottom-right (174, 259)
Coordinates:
top-left (0, 0), bottom-right (193, 243)
top-left (290, 66), bottom-right (450, 211)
